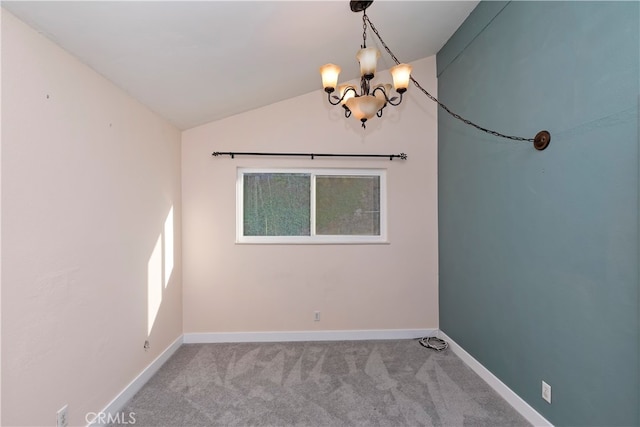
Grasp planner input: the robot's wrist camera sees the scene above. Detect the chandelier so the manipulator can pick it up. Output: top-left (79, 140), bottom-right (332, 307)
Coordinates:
top-left (320, 1), bottom-right (411, 128)
top-left (318, 0), bottom-right (551, 151)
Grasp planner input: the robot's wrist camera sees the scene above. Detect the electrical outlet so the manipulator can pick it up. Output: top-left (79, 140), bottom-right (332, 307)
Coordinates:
top-left (57, 404), bottom-right (69, 427)
top-left (144, 340), bottom-right (150, 350)
top-left (314, 311), bottom-right (321, 321)
top-left (542, 381), bottom-right (552, 404)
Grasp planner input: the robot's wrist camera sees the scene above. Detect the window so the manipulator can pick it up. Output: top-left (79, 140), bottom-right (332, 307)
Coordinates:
top-left (237, 168), bottom-right (387, 244)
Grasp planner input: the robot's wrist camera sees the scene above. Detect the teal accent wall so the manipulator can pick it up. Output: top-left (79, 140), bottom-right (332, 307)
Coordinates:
top-left (437, 2), bottom-right (639, 426)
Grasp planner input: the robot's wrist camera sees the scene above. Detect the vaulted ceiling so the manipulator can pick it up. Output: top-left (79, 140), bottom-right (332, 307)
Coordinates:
top-left (3, 1), bottom-right (479, 130)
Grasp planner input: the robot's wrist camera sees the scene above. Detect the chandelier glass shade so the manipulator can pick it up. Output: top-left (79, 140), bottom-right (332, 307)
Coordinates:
top-left (319, 6), bottom-right (412, 128)
top-left (345, 95), bottom-right (386, 122)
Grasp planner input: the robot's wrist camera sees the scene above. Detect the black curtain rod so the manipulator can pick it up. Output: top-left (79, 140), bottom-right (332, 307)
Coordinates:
top-left (212, 151), bottom-right (407, 160)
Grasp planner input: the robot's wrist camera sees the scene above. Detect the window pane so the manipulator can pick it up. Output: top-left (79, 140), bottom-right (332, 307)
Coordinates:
top-left (243, 173), bottom-right (311, 236)
top-left (315, 175), bottom-right (380, 235)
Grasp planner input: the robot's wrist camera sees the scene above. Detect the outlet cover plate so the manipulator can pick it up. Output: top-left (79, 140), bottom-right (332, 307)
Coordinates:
top-left (542, 381), bottom-right (551, 404)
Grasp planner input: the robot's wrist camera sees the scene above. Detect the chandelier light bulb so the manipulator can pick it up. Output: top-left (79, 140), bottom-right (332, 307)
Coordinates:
top-left (320, 63), bottom-right (341, 92)
top-left (356, 47), bottom-right (380, 79)
top-left (390, 63), bottom-right (413, 93)
top-left (338, 84), bottom-right (356, 105)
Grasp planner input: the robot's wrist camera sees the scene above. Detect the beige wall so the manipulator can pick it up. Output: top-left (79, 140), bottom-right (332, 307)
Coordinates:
top-left (1, 11), bottom-right (183, 426)
top-left (182, 56), bottom-right (438, 334)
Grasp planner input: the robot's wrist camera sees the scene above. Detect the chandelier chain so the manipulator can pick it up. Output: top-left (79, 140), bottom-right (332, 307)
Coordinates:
top-left (362, 11), bottom-right (368, 48)
top-left (364, 15), bottom-right (535, 143)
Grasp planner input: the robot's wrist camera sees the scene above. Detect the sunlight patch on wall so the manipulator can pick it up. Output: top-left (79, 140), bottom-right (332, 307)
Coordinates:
top-left (148, 206), bottom-right (175, 336)
top-left (164, 206), bottom-right (174, 288)
top-left (147, 234), bottom-right (163, 336)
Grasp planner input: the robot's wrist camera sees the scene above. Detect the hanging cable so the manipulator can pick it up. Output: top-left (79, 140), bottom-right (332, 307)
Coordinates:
top-left (364, 14), bottom-right (551, 150)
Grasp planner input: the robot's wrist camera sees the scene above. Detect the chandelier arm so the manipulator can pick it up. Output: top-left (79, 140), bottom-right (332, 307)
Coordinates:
top-left (327, 92), bottom-right (343, 106)
top-left (386, 92), bottom-right (403, 106)
top-left (327, 86), bottom-right (358, 106)
top-left (364, 14), bottom-right (547, 146)
top-left (370, 86), bottom-right (403, 108)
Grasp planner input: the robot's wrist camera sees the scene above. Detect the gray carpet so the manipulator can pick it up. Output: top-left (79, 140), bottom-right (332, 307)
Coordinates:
top-left (112, 339), bottom-right (531, 426)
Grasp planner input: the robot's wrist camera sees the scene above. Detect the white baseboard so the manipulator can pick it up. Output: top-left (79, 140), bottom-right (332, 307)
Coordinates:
top-left (183, 328), bottom-right (437, 344)
top-left (88, 335), bottom-right (184, 426)
top-left (439, 331), bottom-right (553, 427)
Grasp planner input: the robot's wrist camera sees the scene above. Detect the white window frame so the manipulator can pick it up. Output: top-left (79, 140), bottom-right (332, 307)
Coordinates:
top-left (236, 167), bottom-right (388, 244)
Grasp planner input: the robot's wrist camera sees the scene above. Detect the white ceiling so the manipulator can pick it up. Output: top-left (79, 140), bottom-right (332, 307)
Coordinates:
top-left (3, 0), bottom-right (478, 130)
